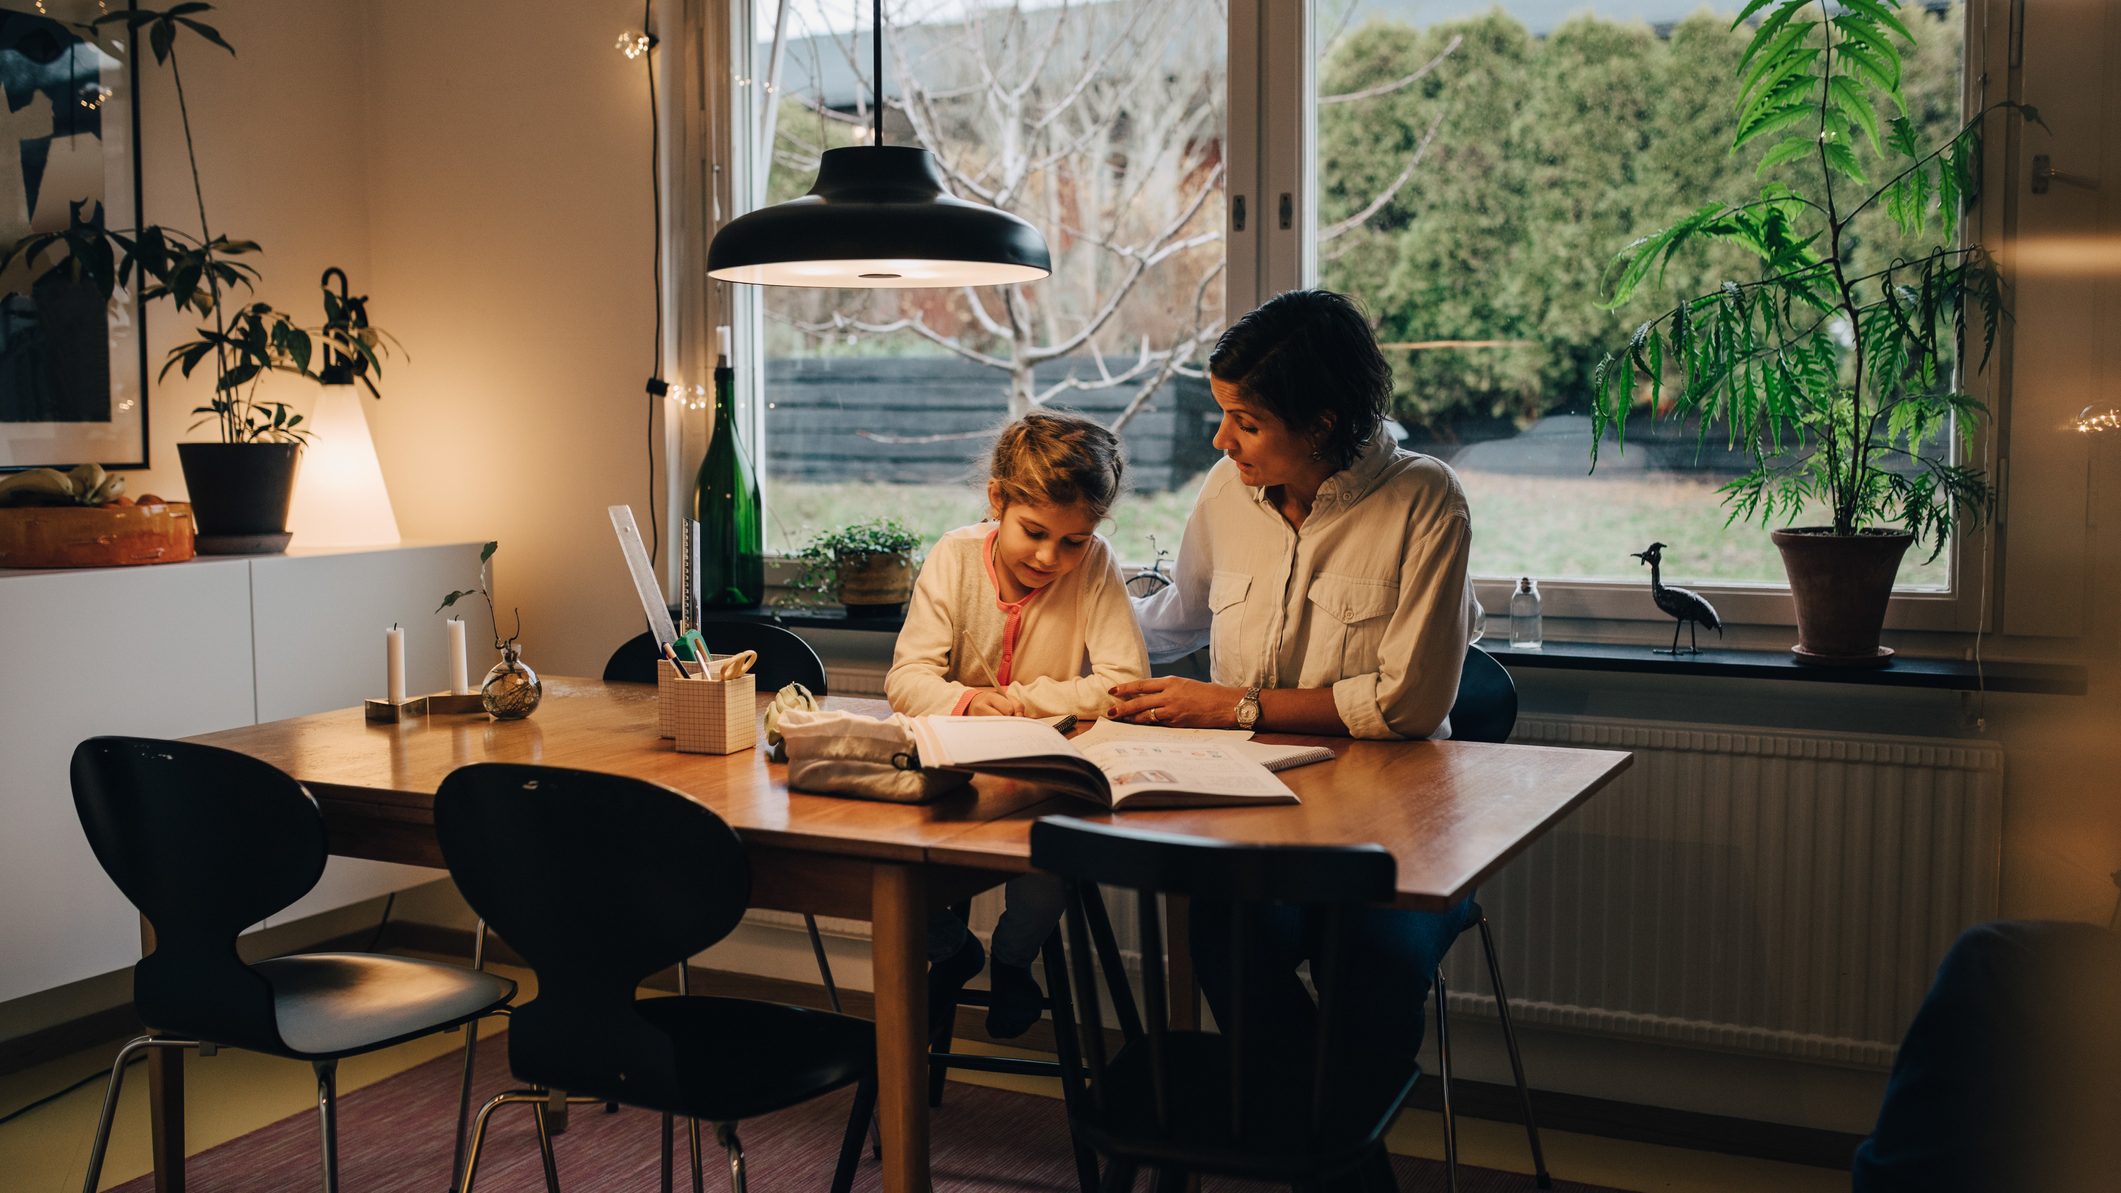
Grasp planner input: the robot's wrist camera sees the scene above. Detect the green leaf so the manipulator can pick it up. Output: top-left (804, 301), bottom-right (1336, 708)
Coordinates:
top-left (173, 16), bottom-right (235, 55)
top-left (480, 541), bottom-right (499, 563)
top-left (1839, 0), bottom-right (1915, 47)
top-left (1753, 136), bottom-right (1817, 177)
top-left (1827, 75), bottom-right (1883, 154)
top-left (1820, 138), bottom-right (1868, 185)
top-left (1738, 3), bottom-right (1808, 72)
top-left (1734, 101), bottom-right (1816, 152)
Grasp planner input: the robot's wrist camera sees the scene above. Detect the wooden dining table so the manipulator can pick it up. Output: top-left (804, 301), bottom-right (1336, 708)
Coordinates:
top-left (154, 676), bottom-right (1631, 1193)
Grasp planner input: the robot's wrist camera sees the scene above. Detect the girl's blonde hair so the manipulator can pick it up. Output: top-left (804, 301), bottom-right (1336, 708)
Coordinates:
top-left (987, 410), bottom-right (1126, 521)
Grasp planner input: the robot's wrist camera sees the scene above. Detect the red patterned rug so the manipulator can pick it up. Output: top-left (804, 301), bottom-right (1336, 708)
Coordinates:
top-left (112, 1038), bottom-right (1631, 1191)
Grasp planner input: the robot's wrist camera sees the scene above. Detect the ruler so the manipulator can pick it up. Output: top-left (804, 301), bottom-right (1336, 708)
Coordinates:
top-left (608, 505), bottom-right (679, 649)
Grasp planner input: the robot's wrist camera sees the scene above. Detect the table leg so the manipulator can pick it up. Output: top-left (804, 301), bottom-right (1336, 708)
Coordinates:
top-left (871, 864), bottom-right (930, 1193)
top-left (141, 916), bottom-right (184, 1193)
top-left (1167, 894), bottom-right (1199, 1032)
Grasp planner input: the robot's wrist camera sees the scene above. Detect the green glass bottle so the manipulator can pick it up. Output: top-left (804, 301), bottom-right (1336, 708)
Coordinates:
top-left (693, 329), bottom-right (764, 606)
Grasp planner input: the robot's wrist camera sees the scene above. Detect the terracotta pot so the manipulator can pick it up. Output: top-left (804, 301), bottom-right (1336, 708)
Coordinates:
top-left (1771, 528), bottom-right (1913, 665)
top-left (836, 551), bottom-right (913, 615)
top-left (177, 442), bottom-right (302, 538)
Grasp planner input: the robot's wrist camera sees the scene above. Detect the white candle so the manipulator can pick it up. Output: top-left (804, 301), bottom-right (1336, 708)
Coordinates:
top-left (386, 625), bottom-right (407, 705)
top-left (446, 618), bottom-right (470, 693)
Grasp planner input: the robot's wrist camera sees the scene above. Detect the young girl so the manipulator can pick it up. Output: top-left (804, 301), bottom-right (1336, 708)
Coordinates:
top-left (886, 410), bottom-right (1149, 1038)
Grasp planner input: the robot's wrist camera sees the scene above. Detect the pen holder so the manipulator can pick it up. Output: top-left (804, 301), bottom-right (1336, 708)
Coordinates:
top-left (670, 671), bottom-right (757, 755)
top-left (656, 659), bottom-right (681, 738)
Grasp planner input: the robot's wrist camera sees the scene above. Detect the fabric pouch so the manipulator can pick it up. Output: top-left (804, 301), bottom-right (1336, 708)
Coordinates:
top-left (778, 708), bottom-right (973, 804)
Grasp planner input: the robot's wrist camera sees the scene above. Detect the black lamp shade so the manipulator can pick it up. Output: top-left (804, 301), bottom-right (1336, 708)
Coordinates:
top-left (708, 145), bottom-right (1051, 288)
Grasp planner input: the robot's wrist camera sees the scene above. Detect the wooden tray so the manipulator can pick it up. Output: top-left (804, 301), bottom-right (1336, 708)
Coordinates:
top-left (0, 502), bottom-right (197, 568)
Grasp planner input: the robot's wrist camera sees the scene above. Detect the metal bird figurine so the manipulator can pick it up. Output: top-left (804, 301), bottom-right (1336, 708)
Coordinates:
top-left (1632, 542), bottom-right (1722, 655)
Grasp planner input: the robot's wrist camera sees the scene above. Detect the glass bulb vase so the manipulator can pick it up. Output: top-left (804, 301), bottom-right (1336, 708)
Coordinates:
top-left (480, 645), bottom-right (542, 720)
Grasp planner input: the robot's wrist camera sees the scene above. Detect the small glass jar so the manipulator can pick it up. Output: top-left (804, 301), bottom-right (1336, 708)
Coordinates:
top-left (1509, 577), bottom-right (1543, 651)
top-left (481, 644), bottom-right (543, 720)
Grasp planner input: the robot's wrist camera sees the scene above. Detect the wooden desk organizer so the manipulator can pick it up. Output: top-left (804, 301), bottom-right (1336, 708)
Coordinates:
top-left (666, 668), bottom-right (756, 755)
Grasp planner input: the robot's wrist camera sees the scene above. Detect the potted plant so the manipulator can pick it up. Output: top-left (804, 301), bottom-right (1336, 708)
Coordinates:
top-left (785, 518), bottom-right (923, 616)
top-left (437, 541), bottom-right (540, 719)
top-left (1591, 0), bottom-right (2035, 664)
top-left (0, 5), bottom-right (397, 551)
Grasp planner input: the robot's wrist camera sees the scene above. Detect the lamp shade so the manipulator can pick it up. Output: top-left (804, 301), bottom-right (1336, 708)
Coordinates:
top-left (707, 145), bottom-right (1051, 288)
top-left (285, 388), bottom-right (400, 547)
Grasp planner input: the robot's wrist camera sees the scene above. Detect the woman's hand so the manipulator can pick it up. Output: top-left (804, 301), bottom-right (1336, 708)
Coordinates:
top-left (1106, 677), bottom-right (1245, 728)
top-left (963, 689), bottom-right (1023, 717)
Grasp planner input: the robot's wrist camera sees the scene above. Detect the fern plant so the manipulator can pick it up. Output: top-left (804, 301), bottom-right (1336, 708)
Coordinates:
top-left (1591, 0), bottom-right (2038, 561)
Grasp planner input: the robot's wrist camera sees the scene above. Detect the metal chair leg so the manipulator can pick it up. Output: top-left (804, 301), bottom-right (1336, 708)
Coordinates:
top-left (661, 1113), bottom-right (676, 1193)
top-left (808, 913), bottom-right (884, 1161)
top-left (530, 1092), bottom-right (563, 1193)
top-left (314, 1062), bottom-right (340, 1193)
top-left (675, 962), bottom-right (705, 1193)
top-left (80, 1035), bottom-right (199, 1193)
top-left (1478, 916), bottom-right (1553, 1189)
top-left (450, 918), bottom-right (493, 1191)
top-left (831, 1076), bottom-right (876, 1193)
top-left (1436, 970), bottom-right (1458, 1193)
top-left (717, 1121), bottom-right (747, 1193)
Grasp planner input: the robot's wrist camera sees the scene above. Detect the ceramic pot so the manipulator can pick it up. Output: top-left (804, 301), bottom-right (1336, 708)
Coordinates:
top-left (176, 442), bottom-right (302, 540)
top-left (1771, 528), bottom-right (1913, 666)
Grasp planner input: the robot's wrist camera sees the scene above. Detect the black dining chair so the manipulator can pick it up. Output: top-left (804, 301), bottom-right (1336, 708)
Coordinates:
top-left (435, 762), bottom-right (875, 1193)
top-left (602, 622), bottom-right (829, 692)
top-left (1033, 816), bottom-right (1413, 1190)
top-left (70, 737), bottom-right (517, 1193)
top-left (1434, 645), bottom-right (1551, 1190)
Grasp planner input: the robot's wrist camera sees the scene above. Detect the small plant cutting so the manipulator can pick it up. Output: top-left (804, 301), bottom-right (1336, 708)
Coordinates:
top-left (1590, 0), bottom-right (2038, 663)
top-left (782, 518), bottom-right (923, 611)
top-left (437, 541), bottom-right (541, 718)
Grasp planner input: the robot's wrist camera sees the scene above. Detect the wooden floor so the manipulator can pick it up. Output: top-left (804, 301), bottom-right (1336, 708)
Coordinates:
top-left (0, 959), bottom-right (1848, 1193)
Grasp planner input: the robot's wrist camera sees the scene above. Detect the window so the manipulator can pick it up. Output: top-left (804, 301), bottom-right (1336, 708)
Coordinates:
top-left (1302, 0), bottom-right (1988, 625)
top-left (739, 0), bottom-right (1227, 564)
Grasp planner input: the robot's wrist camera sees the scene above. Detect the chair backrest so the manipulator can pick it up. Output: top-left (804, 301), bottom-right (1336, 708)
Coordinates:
top-left (603, 622), bottom-right (829, 694)
top-left (1030, 817), bottom-right (1403, 1165)
top-left (434, 763), bottom-right (751, 1101)
top-left (70, 736), bottom-right (325, 1052)
top-left (1447, 647), bottom-right (1518, 744)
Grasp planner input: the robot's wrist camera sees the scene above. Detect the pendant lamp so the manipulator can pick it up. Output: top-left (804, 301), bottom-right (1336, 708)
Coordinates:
top-left (707, 0), bottom-right (1051, 288)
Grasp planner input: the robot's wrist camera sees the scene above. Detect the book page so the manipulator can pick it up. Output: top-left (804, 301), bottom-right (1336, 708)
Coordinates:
top-left (1073, 718), bottom-right (1331, 772)
top-left (1076, 739), bottom-right (1296, 805)
top-left (909, 715), bottom-right (1083, 767)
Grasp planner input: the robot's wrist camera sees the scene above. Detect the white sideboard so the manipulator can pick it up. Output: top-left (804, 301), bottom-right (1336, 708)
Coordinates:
top-left (0, 542), bottom-right (483, 1004)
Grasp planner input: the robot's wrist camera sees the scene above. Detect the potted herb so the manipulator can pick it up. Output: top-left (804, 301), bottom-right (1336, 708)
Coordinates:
top-left (785, 518), bottom-right (923, 616)
top-left (1592, 0), bottom-right (2035, 664)
top-left (0, 5), bottom-right (398, 550)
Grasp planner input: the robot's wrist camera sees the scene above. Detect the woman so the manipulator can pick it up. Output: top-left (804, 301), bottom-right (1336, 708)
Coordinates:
top-left (1112, 288), bottom-right (1482, 1095)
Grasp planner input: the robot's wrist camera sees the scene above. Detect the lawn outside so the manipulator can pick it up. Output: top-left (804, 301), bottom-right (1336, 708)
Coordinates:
top-left (762, 471), bottom-right (1949, 594)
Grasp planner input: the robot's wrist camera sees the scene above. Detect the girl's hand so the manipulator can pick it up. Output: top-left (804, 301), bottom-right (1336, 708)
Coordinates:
top-left (963, 689), bottom-right (1023, 717)
top-left (1106, 677), bottom-right (1245, 729)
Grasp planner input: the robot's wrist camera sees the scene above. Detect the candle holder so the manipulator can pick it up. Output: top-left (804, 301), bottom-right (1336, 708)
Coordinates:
top-left (364, 695), bottom-right (430, 723)
top-left (424, 691), bottom-right (486, 715)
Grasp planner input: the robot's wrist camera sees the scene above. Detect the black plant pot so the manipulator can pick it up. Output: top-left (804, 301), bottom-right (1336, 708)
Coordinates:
top-left (176, 442), bottom-right (303, 551)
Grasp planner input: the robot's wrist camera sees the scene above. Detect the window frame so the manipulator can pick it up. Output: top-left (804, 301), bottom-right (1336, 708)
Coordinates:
top-left (708, 0), bottom-right (2023, 637)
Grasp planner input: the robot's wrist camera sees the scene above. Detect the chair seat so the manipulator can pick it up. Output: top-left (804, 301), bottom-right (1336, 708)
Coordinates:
top-left (633, 996), bottom-right (874, 1121)
top-left (1082, 1030), bottom-right (1417, 1181)
top-left (248, 953), bottom-right (516, 1059)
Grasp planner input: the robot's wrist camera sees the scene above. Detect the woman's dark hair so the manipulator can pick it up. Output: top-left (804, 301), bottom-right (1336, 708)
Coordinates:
top-left (1207, 288), bottom-right (1390, 471)
top-left (988, 409), bottom-right (1127, 519)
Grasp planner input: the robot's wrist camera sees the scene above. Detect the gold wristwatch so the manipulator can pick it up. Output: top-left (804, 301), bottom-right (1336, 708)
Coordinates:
top-left (1234, 685), bottom-right (1263, 730)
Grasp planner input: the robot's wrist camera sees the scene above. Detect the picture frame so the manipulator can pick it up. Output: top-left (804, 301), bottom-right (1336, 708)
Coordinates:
top-left (0, 0), bottom-right (146, 472)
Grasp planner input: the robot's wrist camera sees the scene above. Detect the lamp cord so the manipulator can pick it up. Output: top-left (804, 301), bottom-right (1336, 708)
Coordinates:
top-left (872, 0), bottom-right (883, 146)
top-left (644, 0), bottom-right (665, 565)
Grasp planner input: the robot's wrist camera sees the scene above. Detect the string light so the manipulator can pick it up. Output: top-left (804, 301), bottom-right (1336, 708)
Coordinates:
top-left (2075, 406), bottom-right (2121, 434)
top-left (78, 84), bottom-right (111, 110)
top-left (616, 30), bottom-right (653, 59)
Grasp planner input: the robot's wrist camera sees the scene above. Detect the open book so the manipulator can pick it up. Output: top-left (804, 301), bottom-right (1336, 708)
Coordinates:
top-left (907, 716), bottom-right (1306, 811)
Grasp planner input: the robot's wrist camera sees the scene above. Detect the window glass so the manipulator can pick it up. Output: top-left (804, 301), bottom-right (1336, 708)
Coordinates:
top-left (749, 0), bottom-right (1228, 564)
top-left (1313, 1), bottom-right (1968, 588)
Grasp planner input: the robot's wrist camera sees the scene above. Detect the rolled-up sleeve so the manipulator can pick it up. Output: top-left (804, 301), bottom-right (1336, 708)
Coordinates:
top-left (1331, 511), bottom-right (1472, 740)
top-left (886, 549), bottom-right (971, 716)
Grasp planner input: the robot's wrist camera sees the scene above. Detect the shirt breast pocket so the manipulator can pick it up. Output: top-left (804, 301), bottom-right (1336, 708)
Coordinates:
top-left (1305, 572), bottom-right (1399, 678)
top-left (1207, 570), bottom-right (1252, 672)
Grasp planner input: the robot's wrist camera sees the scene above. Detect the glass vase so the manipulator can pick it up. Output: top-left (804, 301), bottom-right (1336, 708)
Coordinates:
top-left (481, 645), bottom-right (542, 720)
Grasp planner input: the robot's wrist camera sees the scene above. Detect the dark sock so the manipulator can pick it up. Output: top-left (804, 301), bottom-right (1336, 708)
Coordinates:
top-left (984, 961), bottom-right (1043, 1039)
top-left (927, 933), bottom-right (984, 1040)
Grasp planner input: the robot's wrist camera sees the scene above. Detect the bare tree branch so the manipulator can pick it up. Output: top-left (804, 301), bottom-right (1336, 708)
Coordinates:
top-left (1319, 106), bottom-right (1444, 243)
top-left (776, 310), bottom-right (1013, 371)
top-left (1318, 34), bottom-right (1461, 106)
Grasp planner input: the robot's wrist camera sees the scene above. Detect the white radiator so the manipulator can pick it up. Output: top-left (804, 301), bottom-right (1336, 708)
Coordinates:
top-left (1443, 716), bottom-right (2003, 1068)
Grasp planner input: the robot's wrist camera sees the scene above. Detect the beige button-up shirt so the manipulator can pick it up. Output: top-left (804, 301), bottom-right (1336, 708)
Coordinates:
top-left (1133, 435), bottom-right (1479, 739)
